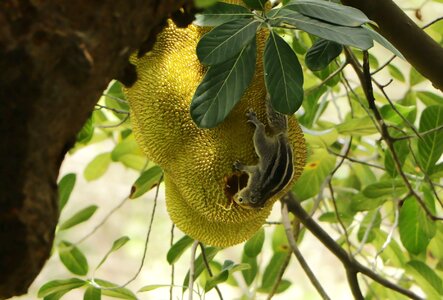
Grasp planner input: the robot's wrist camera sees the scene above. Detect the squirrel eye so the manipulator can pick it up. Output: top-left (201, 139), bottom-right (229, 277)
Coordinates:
top-left (238, 197), bottom-right (243, 203)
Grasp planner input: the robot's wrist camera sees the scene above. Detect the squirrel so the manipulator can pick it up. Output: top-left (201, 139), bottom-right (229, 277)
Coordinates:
top-left (233, 95), bottom-right (294, 209)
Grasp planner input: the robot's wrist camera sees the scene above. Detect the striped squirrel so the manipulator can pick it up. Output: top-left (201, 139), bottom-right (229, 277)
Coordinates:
top-left (233, 96), bottom-right (294, 209)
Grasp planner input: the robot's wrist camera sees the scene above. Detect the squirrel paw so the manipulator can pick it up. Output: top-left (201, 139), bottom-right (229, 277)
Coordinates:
top-left (233, 160), bottom-right (243, 171)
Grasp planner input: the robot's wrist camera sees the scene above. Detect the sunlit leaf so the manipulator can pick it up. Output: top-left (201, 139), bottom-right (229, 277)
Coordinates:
top-left (38, 278), bottom-right (86, 298)
top-left (96, 236), bottom-right (130, 270)
top-left (388, 64), bottom-right (406, 82)
top-left (93, 279), bottom-right (137, 300)
top-left (76, 117), bottom-right (94, 144)
top-left (244, 227), bottom-right (265, 257)
top-left (59, 205), bottom-right (98, 231)
top-left (261, 252), bottom-right (289, 290)
top-left (58, 173), bottom-right (76, 212)
top-left (83, 286), bottom-right (101, 300)
top-left (357, 210), bottom-right (381, 243)
top-left (58, 241), bottom-right (89, 276)
top-left (129, 166), bottom-right (163, 199)
top-left (406, 260), bottom-right (443, 299)
top-left (416, 91), bottom-right (443, 106)
top-left (418, 106), bottom-right (443, 174)
top-left (167, 235), bottom-right (194, 264)
top-left (362, 179), bottom-right (407, 199)
top-left (336, 116), bottom-right (377, 136)
top-left (183, 247), bottom-right (220, 292)
top-left (84, 153), bottom-right (111, 181)
top-left (241, 253), bottom-right (258, 286)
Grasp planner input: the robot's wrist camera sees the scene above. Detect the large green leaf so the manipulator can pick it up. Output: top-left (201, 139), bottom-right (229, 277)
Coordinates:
top-left (167, 235), bottom-right (194, 264)
top-left (191, 37), bottom-right (256, 128)
top-left (336, 116), bottom-right (377, 136)
top-left (261, 252), bottom-right (290, 290)
top-left (38, 278), bottom-right (86, 298)
top-left (292, 149), bottom-right (336, 200)
top-left (129, 166), bottom-right (163, 199)
top-left (195, 2), bottom-right (254, 26)
top-left (59, 205), bottom-right (98, 231)
top-left (380, 104), bottom-right (416, 126)
top-left (83, 286), bottom-right (101, 300)
top-left (76, 116), bottom-right (94, 144)
top-left (58, 241), bottom-right (89, 275)
top-left (399, 197), bottom-right (434, 255)
top-left (362, 179), bottom-right (407, 199)
top-left (305, 38), bottom-right (342, 71)
top-left (243, 227), bottom-right (265, 257)
top-left (269, 9), bottom-right (373, 50)
top-left (197, 18), bottom-right (260, 65)
top-left (241, 253), bottom-right (258, 286)
top-left (58, 173), bottom-right (76, 212)
top-left (363, 27), bottom-right (404, 59)
top-left (416, 91), bottom-right (443, 106)
top-left (418, 106), bottom-right (443, 174)
top-left (84, 152), bottom-right (111, 181)
top-left (406, 260), bottom-right (443, 299)
top-left (284, 0), bottom-right (370, 27)
top-left (264, 31), bottom-right (303, 114)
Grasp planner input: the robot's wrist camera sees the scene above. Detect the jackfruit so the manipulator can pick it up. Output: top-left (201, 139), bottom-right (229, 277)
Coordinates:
top-left (124, 11), bottom-right (306, 247)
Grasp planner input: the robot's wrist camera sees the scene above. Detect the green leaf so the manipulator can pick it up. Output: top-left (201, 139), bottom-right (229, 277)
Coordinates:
top-left (59, 205), bottom-right (98, 231)
top-left (38, 278), bottom-right (86, 298)
top-left (204, 269), bottom-right (229, 292)
top-left (372, 229), bottom-right (406, 267)
top-left (195, 2), bottom-right (254, 26)
top-left (418, 106), bottom-right (443, 174)
top-left (242, 0), bottom-right (267, 10)
top-left (84, 286), bottom-right (101, 300)
top-left (416, 91), bottom-right (443, 106)
top-left (96, 236), bottom-right (130, 270)
top-left (384, 138), bottom-right (409, 177)
top-left (258, 279), bottom-right (291, 294)
top-left (388, 64), bottom-right (405, 82)
top-left (304, 128), bottom-right (339, 148)
top-left (194, 0), bottom-right (219, 9)
top-left (58, 241), bottom-right (89, 275)
top-left (292, 149), bottom-right (336, 200)
top-left (244, 227), bottom-right (265, 257)
top-left (305, 38), bottom-right (342, 71)
top-left (269, 8), bottom-right (373, 50)
top-left (261, 252), bottom-right (288, 290)
top-left (264, 31), bottom-right (304, 114)
top-left (241, 253), bottom-right (258, 286)
top-left (197, 18), bottom-right (260, 65)
top-left (362, 180), bottom-right (407, 199)
top-left (138, 284), bottom-right (171, 292)
top-left (406, 260), bottom-right (443, 299)
top-left (167, 235), bottom-right (194, 264)
top-left (183, 247), bottom-right (220, 292)
top-left (362, 27), bottom-right (404, 59)
top-left (104, 80), bottom-right (129, 120)
top-left (272, 224), bottom-right (289, 252)
top-left (399, 197), bottom-right (433, 255)
top-left (284, 0), bottom-right (370, 27)
top-left (93, 279), bottom-right (136, 300)
top-left (76, 116), bottom-right (94, 144)
top-left (58, 173), bottom-right (76, 212)
top-left (410, 67), bottom-right (426, 86)
top-left (191, 36), bottom-right (257, 128)
top-left (84, 153), bottom-right (111, 181)
top-left (336, 116), bottom-right (377, 136)
top-left (111, 135), bottom-right (143, 162)
top-left (380, 104), bottom-right (416, 126)
top-left (129, 166), bottom-right (163, 199)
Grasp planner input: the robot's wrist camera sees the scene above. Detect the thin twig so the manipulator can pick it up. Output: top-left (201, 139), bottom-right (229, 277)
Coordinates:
top-left (266, 251), bottom-right (291, 300)
top-left (96, 113), bottom-right (130, 129)
top-left (91, 174), bottom-right (163, 289)
top-left (199, 243), bottom-right (224, 300)
top-left (374, 203), bottom-right (400, 270)
top-left (346, 48), bottom-right (442, 221)
top-left (95, 103), bottom-right (129, 115)
top-left (282, 191), bottom-right (423, 300)
top-left (306, 61), bottom-right (349, 93)
top-left (188, 240), bottom-right (199, 300)
top-left (102, 93), bottom-right (128, 104)
top-left (281, 203), bottom-right (331, 300)
top-left (394, 124), bottom-right (443, 141)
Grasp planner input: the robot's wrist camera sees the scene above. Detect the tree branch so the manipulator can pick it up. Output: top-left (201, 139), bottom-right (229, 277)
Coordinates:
top-left (281, 192), bottom-right (423, 300)
top-left (0, 0), bottom-right (189, 298)
top-left (342, 0), bottom-right (443, 91)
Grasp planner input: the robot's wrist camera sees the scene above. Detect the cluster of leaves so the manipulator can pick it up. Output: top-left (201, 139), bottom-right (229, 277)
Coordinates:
top-left (37, 0), bottom-right (443, 299)
top-left (190, 0), bottom-right (400, 128)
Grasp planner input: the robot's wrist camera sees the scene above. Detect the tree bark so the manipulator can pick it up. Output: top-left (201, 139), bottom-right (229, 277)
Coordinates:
top-left (342, 0), bottom-right (443, 91)
top-left (0, 0), bottom-right (187, 298)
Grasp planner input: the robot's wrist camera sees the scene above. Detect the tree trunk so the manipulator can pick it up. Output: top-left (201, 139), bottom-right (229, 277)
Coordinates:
top-left (0, 0), bottom-right (187, 298)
